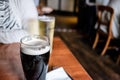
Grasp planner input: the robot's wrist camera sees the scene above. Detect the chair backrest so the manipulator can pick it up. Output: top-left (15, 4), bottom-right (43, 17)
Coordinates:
top-left (96, 5), bottom-right (114, 37)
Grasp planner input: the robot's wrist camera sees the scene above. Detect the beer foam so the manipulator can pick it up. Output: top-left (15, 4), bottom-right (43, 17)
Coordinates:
top-left (38, 16), bottom-right (55, 22)
top-left (21, 39), bottom-right (50, 55)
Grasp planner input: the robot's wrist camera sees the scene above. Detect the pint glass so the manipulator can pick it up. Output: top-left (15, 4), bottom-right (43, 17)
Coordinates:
top-left (20, 35), bottom-right (50, 80)
top-left (38, 16), bottom-right (55, 53)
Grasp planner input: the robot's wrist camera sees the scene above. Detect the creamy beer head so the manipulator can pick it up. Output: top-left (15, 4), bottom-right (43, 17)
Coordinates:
top-left (21, 35), bottom-right (50, 55)
top-left (38, 16), bottom-right (55, 22)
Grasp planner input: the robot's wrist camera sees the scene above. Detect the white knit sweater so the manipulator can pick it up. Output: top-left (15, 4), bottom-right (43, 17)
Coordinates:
top-left (0, 0), bottom-right (38, 43)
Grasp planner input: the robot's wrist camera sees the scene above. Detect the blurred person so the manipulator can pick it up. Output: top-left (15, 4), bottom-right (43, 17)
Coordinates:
top-left (108, 0), bottom-right (120, 65)
top-left (34, 0), bottom-right (53, 15)
top-left (108, 0), bottom-right (120, 38)
top-left (78, 0), bottom-right (97, 33)
top-left (0, 0), bottom-right (38, 43)
top-left (34, 0), bottom-right (40, 6)
top-left (96, 0), bottom-right (109, 5)
top-left (77, 0), bottom-right (97, 43)
top-left (78, 0), bottom-right (105, 33)
top-left (82, 0), bottom-right (109, 43)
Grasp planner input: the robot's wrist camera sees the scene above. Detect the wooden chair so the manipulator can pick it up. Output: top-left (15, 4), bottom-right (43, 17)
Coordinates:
top-left (92, 5), bottom-right (114, 56)
top-left (116, 54), bottom-right (120, 65)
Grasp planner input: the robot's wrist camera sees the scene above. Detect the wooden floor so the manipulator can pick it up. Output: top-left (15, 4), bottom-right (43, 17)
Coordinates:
top-left (53, 14), bottom-right (120, 80)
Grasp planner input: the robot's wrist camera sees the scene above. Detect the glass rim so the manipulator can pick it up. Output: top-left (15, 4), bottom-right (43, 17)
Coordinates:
top-left (20, 35), bottom-right (49, 47)
top-left (38, 15), bottom-right (55, 21)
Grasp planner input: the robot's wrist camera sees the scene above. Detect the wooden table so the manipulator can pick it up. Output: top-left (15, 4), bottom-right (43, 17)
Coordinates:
top-left (49, 37), bottom-right (92, 80)
top-left (0, 37), bottom-right (92, 80)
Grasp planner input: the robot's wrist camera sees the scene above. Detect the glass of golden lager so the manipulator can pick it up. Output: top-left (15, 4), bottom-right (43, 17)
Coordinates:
top-left (38, 16), bottom-right (55, 53)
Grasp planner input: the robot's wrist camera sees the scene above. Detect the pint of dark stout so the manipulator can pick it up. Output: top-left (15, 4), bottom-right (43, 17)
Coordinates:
top-left (20, 35), bottom-right (50, 80)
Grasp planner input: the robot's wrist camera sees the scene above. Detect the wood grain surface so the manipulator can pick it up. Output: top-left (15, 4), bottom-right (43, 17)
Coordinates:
top-left (49, 37), bottom-right (92, 80)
